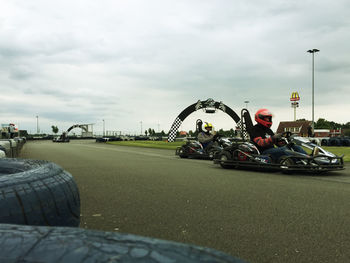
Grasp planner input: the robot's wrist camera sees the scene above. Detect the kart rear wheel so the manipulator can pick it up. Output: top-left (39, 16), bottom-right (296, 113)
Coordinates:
top-left (178, 146), bottom-right (188, 158)
top-left (208, 149), bottom-right (219, 160)
top-left (219, 151), bottom-right (232, 169)
top-left (279, 155), bottom-right (294, 174)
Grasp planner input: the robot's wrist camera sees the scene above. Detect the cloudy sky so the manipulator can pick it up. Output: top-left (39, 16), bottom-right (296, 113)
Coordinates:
top-left (1, 0), bottom-right (349, 135)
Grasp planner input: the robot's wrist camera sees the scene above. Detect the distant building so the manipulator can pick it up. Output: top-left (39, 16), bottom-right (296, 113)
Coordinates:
top-left (276, 121), bottom-right (312, 137)
top-left (329, 129), bottom-right (343, 137)
top-left (179, 131), bottom-right (187, 136)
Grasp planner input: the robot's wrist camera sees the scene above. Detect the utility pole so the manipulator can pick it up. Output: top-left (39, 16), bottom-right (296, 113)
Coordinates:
top-left (103, 119), bottom-right (105, 137)
top-left (36, 116), bottom-right (39, 134)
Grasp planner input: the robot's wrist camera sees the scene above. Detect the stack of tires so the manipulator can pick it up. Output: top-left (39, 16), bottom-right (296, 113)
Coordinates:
top-left (0, 158), bottom-right (80, 227)
top-left (0, 158), bottom-right (245, 262)
top-left (328, 137), bottom-right (350, 147)
top-left (0, 140), bottom-right (12, 158)
top-left (320, 137), bottom-right (350, 147)
top-left (340, 138), bottom-right (350, 146)
top-left (0, 137), bottom-right (26, 158)
top-left (0, 147), bottom-right (5, 158)
top-left (321, 139), bottom-right (329, 146)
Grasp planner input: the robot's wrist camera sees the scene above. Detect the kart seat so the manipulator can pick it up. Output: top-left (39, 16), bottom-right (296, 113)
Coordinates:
top-left (241, 109), bottom-right (254, 140)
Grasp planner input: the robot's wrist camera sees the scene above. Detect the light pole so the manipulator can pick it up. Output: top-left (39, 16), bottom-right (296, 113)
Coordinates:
top-left (102, 119), bottom-right (105, 137)
top-left (140, 121), bottom-right (143, 135)
top-left (244, 100), bottom-right (249, 109)
top-left (307, 48), bottom-right (320, 134)
top-left (36, 115), bottom-right (39, 134)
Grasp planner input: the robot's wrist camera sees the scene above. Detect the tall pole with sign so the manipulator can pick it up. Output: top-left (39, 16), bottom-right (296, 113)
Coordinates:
top-left (290, 92), bottom-right (300, 121)
top-left (307, 49), bottom-right (319, 134)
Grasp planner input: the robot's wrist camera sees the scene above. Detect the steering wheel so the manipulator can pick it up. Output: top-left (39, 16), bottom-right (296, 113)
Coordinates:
top-left (281, 131), bottom-right (292, 139)
top-left (274, 131), bottom-right (292, 147)
top-left (279, 131), bottom-right (295, 148)
top-left (213, 133), bottom-right (222, 141)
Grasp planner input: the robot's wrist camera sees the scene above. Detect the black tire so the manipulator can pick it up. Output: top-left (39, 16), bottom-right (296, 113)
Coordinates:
top-left (208, 149), bottom-right (217, 160)
top-left (0, 145), bottom-right (6, 154)
top-left (0, 224), bottom-right (246, 263)
top-left (321, 139), bottom-right (328, 146)
top-left (340, 138), bottom-right (350, 146)
top-left (279, 155), bottom-right (294, 174)
top-left (0, 158), bottom-right (80, 227)
top-left (329, 138), bottom-right (340, 146)
top-left (178, 146), bottom-right (188, 158)
top-left (219, 151), bottom-right (233, 169)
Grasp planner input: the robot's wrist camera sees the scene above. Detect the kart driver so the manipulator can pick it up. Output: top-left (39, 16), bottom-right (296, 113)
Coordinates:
top-left (198, 122), bottom-right (218, 151)
top-left (250, 109), bottom-right (307, 162)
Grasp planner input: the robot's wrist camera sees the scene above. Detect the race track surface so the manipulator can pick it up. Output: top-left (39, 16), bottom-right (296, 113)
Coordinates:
top-left (20, 140), bottom-right (350, 263)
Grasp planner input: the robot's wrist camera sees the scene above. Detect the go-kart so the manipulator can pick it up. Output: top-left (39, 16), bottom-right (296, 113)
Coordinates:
top-left (52, 132), bottom-right (70, 143)
top-left (176, 136), bottom-right (232, 160)
top-left (214, 109), bottom-right (345, 174)
top-left (175, 119), bottom-right (233, 160)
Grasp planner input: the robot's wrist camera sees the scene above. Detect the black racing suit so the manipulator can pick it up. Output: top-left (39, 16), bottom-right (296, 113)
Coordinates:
top-left (250, 123), bottom-right (307, 162)
top-left (198, 131), bottom-right (216, 151)
top-left (250, 124), bottom-right (275, 153)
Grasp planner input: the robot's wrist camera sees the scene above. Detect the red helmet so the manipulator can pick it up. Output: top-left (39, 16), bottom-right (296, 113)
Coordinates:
top-left (255, 109), bottom-right (272, 128)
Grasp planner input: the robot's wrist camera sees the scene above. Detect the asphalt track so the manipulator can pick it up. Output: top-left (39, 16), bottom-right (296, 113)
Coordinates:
top-left (19, 139), bottom-right (350, 263)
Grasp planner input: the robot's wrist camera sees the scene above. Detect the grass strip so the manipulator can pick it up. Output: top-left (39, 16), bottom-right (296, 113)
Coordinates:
top-left (106, 140), bottom-right (184, 150)
top-left (323, 147), bottom-right (350, 162)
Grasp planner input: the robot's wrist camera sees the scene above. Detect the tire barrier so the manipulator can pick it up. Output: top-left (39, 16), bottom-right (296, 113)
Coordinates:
top-left (0, 148), bottom-right (5, 158)
top-left (329, 138), bottom-right (341, 147)
top-left (321, 139), bottom-right (329, 146)
top-left (9, 139), bottom-right (18, 157)
top-left (0, 141), bottom-right (11, 157)
top-left (341, 138), bottom-right (350, 146)
top-left (0, 158), bottom-right (80, 227)
top-left (319, 138), bottom-right (350, 147)
top-left (0, 224), bottom-right (247, 263)
top-left (0, 137), bottom-right (26, 157)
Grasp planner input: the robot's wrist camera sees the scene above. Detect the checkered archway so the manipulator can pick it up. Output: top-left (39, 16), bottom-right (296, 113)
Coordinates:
top-left (167, 99), bottom-right (240, 142)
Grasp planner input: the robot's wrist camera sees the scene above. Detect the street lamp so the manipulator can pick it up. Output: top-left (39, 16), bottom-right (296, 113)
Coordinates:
top-left (102, 119), bottom-right (105, 137)
top-left (140, 121), bottom-right (143, 135)
top-left (244, 101), bottom-right (249, 109)
top-left (307, 48), bottom-right (320, 134)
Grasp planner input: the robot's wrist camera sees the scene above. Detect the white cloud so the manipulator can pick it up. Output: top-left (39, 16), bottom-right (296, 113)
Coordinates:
top-left (1, 0), bottom-right (349, 134)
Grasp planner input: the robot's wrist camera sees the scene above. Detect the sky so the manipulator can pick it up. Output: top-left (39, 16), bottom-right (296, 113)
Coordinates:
top-left (1, 0), bottom-right (350, 135)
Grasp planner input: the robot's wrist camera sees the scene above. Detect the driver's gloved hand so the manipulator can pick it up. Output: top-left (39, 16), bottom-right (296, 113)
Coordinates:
top-left (272, 133), bottom-right (282, 141)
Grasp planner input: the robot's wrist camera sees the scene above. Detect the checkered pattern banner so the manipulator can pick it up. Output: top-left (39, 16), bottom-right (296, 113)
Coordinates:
top-left (167, 99), bottom-right (241, 143)
top-left (167, 117), bottom-right (182, 142)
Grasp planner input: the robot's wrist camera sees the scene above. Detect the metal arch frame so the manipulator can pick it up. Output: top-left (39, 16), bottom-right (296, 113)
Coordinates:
top-left (67, 124), bottom-right (88, 133)
top-left (66, 124), bottom-right (94, 134)
top-left (167, 99), bottom-right (240, 142)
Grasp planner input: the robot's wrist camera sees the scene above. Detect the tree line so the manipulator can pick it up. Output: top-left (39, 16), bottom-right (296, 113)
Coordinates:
top-left (314, 118), bottom-right (350, 130)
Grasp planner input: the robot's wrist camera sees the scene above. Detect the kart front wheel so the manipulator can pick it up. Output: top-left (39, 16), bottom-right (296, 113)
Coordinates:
top-left (219, 151), bottom-right (232, 169)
